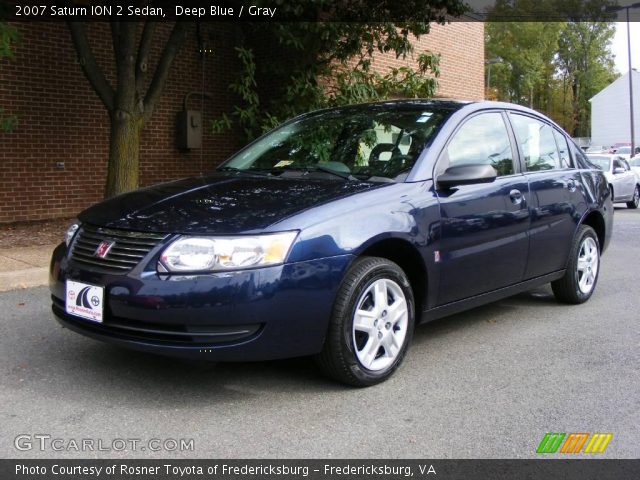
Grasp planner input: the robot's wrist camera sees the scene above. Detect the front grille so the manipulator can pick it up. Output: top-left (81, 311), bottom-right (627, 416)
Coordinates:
top-left (70, 224), bottom-right (169, 274)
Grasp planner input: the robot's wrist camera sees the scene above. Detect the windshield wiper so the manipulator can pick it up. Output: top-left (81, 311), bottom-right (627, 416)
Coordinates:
top-left (217, 166), bottom-right (273, 177)
top-left (277, 165), bottom-right (356, 181)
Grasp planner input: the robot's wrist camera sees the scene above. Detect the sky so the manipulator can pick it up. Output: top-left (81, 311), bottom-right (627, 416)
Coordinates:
top-left (610, 22), bottom-right (640, 74)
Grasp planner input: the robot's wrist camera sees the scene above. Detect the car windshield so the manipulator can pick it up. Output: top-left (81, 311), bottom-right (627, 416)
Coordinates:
top-left (588, 155), bottom-right (611, 171)
top-left (219, 104), bottom-right (454, 181)
top-left (630, 157), bottom-right (640, 167)
top-left (616, 147), bottom-right (631, 155)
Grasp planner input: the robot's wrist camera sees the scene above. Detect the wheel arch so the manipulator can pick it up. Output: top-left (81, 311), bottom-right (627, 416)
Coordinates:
top-left (579, 209), bottom-right (606, 253)
top-left (356, 237), bottom-right (428, 316)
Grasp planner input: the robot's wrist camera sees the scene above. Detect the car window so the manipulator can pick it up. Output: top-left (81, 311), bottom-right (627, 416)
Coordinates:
top-left (444, 112), bottom-right (514, 176)
top-left (630, 157), bottom-right (640, 167)
top-left (553, 129), bottom-right (573, 168)
top-left (613, 158), bottom-right (626, 170)
top-left (356, 122), bottom-right (411, 162)
top-left (587, 155), bottom-right (611, 171)
top-left (510, 114), bottom-right (561, 171)
top-left (222, 106), bottom-right (451, 181)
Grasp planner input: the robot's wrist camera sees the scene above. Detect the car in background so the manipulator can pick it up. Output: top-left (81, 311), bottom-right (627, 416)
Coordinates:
top-left (51, 100), bottom-right (613, 386)
top-left (609, 146), bottom-right (637, 160)
top-left (629, 155), bottom-right (640, 179)
top-left (587, 154), bottom-right (639, 208)
top-left (585, 146), bottom-right (607, 154)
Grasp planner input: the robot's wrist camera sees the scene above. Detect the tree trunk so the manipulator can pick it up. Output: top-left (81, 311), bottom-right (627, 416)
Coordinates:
top-left (106, 110), bottom-right (144, 198)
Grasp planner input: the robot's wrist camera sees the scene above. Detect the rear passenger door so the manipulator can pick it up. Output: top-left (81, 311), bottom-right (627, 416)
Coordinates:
top-left (508, 113), bottom-right (587, 279)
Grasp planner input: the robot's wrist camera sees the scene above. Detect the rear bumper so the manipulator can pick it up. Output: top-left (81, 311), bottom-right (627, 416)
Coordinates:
top-left (50, 243), bottom-right (353, 361)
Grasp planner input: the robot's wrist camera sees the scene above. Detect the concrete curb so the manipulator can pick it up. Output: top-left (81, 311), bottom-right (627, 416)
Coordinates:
top-left (0, 244), bottom-right (56, 292)
top-left (0, 267), bottom-right (49, 292)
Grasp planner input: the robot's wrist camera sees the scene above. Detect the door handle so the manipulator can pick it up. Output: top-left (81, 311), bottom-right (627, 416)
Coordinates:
top-left (567, 180), bottom-right (577, 192)
top-left (509, 189), bottom-right (523, 205)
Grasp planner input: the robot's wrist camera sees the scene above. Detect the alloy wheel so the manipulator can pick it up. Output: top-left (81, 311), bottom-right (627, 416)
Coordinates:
top-left (352, 278), bottom-right (409, 371)
top-left (576, 237), bottom-right (599, 294)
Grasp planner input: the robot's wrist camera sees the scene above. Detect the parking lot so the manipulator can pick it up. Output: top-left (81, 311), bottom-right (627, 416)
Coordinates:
top-left (1, 208), bottom-right (639, 459)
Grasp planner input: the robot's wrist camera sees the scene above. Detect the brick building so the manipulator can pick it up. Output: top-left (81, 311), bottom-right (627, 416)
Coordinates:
top-left (0, 21), bottom-right (484, 223)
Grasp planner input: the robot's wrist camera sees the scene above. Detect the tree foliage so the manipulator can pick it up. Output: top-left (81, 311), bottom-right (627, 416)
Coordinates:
top-left (213, 0), bottom-right (467, 141)
top-left (486, 0), bottom-right (618, 136)
top-left (0, 7), bottom-right (18, 132)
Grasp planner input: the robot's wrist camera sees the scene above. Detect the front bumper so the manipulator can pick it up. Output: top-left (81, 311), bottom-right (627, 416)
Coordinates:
top-left (50, 243), bottom-right (353, 361)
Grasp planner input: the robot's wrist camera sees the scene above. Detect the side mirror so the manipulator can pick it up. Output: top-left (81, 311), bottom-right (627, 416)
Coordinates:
top-left (437, 164), bottom-right (498, 189)
top-left (613, 167), bottom-right (626, 175)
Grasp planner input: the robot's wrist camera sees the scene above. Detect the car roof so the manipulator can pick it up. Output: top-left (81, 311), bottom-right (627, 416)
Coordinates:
top-left (295, 99), bottom-right (559, 125)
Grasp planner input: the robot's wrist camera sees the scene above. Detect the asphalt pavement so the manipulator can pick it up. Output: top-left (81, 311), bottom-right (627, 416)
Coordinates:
top-left (1, 208), bottom-right (639, 459)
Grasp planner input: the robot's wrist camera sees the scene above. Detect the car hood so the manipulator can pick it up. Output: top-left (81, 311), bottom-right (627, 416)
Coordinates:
top-left (78, 173), bottom-right (380, 234)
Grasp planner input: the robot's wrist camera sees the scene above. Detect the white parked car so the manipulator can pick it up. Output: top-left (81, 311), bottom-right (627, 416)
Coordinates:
top-left (587, 154), bottom-right (639, 209)
top-left (610, 146), bottom-right (640, 160)
top-left (585, 146), bottom-right (607, 154)
top-left (630, 155), bottom-right (640, 180)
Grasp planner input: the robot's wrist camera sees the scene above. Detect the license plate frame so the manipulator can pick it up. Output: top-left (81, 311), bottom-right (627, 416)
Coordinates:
top-left (65, 280), bottom-right (104, 323)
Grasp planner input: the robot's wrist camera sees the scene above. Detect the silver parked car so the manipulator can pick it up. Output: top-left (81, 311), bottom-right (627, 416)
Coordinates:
top-left (587, 154), bottom-right (639, 208)
top-left (630, 156), bottom-right (640, 179)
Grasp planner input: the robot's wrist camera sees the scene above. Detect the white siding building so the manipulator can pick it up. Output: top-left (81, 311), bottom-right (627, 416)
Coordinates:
top-left (590, 70), bottom-right (640, 147)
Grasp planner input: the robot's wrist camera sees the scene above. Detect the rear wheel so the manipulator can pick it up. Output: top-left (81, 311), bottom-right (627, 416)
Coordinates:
top-left (627, 185), bottom-right (639, 209)
top-left (315, 257), bottom-right (415, 387)
top-left (551, 225), bottom-right (600, 304)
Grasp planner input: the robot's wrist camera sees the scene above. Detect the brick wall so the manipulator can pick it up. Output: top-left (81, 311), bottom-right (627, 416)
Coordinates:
top-left (0, 21), bottom-right (484, 224)
top-left (0, 22), bottom-right (242, 223)
top-left (367, 21), bottom-right (485, 101)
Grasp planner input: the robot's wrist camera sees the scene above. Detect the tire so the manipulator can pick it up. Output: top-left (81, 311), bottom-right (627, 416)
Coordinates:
top-left (626, 185), bottom-right (639, 209)
top-left (609, 186), bottom-right (615, 203)
top-left (315, 256), bottom-right (415, 387)
top-left (551, 225), bottom-right (600, 304)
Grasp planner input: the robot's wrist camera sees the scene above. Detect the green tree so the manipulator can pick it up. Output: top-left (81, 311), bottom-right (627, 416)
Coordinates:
top-left (485, 0), bottom-right (618, 135)
top-left (212, 0), bottom-right (467, 141)
top-left (68, 22), bottom-right (188, 197)
top-left (486, 20), bottom-right (563, 111)
top-left (0, 15), bottom-right (18, 132)
top-left (557, 21), bottom-right (617, 136)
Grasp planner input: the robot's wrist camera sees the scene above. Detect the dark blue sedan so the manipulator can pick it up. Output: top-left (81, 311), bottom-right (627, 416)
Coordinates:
top-left (50, 100), bottom-right (613, 386)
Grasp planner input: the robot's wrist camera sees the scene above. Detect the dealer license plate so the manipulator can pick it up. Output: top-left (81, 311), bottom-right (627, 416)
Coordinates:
top-left (65, 280), bottom-right (104, 323)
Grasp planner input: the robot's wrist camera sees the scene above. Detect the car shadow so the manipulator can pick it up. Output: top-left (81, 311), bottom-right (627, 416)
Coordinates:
top-left (37, 287), bottom-right (558, 399)
top-left (15, 285), bottom-right (568, 406)
top-left (411, 285), bottom-right (558, 346)
top-left (59, 341), bottom-right (347, 401)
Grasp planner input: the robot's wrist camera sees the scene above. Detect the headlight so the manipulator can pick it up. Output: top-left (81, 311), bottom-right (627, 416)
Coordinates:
top-left (65, 220), bottom-right (80, 247)
top-left (158, 231), bottom-right (299, 273)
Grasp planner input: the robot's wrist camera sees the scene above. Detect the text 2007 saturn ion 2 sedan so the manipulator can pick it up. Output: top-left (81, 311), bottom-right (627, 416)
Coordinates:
top-left (51, 100), bottom-right (612, 386)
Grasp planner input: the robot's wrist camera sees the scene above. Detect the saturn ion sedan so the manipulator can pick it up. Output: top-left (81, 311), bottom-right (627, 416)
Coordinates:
top-left (50, 100), bottom-right (612, 386)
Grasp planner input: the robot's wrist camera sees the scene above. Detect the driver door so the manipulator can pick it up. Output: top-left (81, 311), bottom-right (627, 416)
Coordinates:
top-left (434, 111), bottom-right (530, 305)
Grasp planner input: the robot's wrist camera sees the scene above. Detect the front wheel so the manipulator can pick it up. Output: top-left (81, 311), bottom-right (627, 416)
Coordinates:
top-left (627, 185), bottom-right (639, 209)
top-left (315, 257), bottom-right (415, 387)
top-left (551, 225), bottom-right (600, 304)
